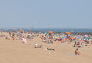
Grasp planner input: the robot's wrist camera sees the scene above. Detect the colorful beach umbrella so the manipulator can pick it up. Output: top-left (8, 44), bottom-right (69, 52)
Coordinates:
top-left (65, 32), bottom-right (72, 35)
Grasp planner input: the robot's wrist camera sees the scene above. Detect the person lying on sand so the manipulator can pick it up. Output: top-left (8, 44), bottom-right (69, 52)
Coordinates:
top-left (34, 44), bottom-right (42, 48)
top-left (47, 48), bottom-right (55, 51)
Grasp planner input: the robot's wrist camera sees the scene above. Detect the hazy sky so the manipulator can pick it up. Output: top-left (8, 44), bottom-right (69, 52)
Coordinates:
top-left (0, 0), bottom-right (92, 28)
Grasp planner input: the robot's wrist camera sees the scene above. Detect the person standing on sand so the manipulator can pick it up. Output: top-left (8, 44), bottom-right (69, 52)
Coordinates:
top-left (74, 41), bottom-right (77, 47)
top-left (12, 32), bottom-right (15, 40)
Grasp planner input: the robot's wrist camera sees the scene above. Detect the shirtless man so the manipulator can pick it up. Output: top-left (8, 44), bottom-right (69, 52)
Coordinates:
top-left (75, 48), bottom-right (80, 55)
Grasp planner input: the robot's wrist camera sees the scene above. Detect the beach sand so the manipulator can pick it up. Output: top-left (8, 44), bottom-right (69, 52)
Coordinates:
top-left (0, 34), bottom-right (92, 63)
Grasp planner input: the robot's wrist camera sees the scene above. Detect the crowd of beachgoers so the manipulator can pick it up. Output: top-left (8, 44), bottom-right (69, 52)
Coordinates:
top-left (0, 30), bottom-right (92, 55)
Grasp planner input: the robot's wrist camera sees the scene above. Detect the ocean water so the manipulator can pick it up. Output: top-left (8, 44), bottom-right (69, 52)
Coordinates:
top-left (28, 28), bottom-right (92, 32)
top-left (1, 28), bottom-right (92, 32)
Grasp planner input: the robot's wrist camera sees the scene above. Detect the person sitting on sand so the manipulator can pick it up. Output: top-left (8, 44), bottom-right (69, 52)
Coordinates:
top-left (75, 48), bottom-right (80, 55)
top-left (76, 42), bottom-right (81, 48)
top-left (22, 37), bottom-right (28, 44)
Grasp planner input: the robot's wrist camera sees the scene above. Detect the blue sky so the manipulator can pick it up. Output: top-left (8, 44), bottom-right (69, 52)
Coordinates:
top-left (0, 0), bottom-right (92, 28)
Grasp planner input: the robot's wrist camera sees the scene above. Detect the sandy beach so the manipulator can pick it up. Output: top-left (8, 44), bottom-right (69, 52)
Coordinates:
top-left (0, 0), bottom-right (92, 63)
top-left (0, 32), bottom-right (92, 63)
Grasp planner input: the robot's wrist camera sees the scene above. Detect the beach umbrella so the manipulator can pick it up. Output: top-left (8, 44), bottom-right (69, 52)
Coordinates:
top-left (65, 32), bottom-right (72, 35)
top-left (48, 31), bottom-right (55, 34)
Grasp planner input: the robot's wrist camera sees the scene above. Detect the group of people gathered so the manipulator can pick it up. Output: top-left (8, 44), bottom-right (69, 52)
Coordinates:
top-left (0, 31), bottom-right (92, 55)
